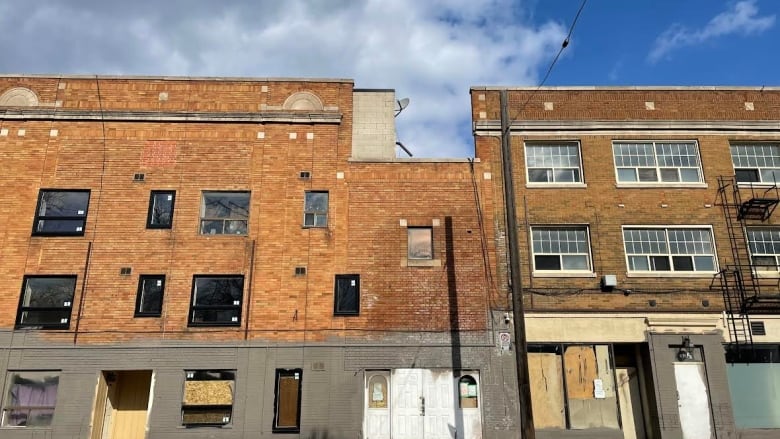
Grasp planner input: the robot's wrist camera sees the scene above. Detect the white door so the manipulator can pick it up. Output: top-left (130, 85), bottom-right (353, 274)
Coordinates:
top-left (392, 369), bottom-right (425, 439)
top-left (423, 370), bottom-right (456, 439)
top-left (365, 372), bottom-right (391, 439)
top-left (674, 363), bottom-right (714, 439)
top-left (378, 369), bottom-right (481, 439)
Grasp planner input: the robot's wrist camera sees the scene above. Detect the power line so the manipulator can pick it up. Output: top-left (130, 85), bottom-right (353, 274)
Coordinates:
top-left (505, 0), bottom-right (588, 132)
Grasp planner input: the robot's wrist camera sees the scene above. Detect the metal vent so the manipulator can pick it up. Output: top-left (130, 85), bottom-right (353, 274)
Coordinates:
top-left (119, 267), bottom-right (132, 276)
top-left (133, 173), bottom-right (145, 182)
top-left (299, 171), bottom-right (311, 180)
top-left (751, 321), bottom-right (766, 336)
top-left (295, 266), bottom-right (307, 276)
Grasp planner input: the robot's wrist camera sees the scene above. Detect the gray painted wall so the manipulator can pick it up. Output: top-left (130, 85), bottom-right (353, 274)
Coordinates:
top-left (0, 327), bottom-right (521, 439)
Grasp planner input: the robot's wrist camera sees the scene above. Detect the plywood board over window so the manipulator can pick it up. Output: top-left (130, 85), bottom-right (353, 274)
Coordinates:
top-left (565, 345), bottom-right (619, 429)
top-left (529, 353), bottom-right (565, 428)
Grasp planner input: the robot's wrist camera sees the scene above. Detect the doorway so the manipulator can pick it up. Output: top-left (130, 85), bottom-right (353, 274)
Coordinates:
top-left (91, 370), bottom-right (153, 439)
top-left (364, 369), bottom-right (482, 439)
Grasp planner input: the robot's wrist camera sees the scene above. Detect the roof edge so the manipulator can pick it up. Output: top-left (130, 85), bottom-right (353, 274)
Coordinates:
top-left (470, 85), bottom-right (780, 91)
top-left (0, 74), bottom-right (354, 83)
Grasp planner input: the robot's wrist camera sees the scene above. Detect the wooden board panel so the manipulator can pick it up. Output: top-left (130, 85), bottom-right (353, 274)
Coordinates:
top-left (564, 346), bottom-right (597, 400)
top-left (183, 380), bottom-right (233, 406)
top-left (529, 353), bottom-right (565, 428)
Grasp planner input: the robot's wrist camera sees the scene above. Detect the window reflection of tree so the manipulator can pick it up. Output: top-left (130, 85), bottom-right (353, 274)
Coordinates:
top-left (193, 278), bottom-right (242, 323)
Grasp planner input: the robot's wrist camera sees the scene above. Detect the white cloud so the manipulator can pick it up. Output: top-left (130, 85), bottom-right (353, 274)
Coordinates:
top-left (648, 0), bottom-right (775, 63)
top-left (0, 0), bottom-right (567, 157)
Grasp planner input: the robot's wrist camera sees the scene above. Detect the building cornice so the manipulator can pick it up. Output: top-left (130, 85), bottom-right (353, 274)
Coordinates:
top-left (474, 119), bottom-right (780, 136)
top-left (0, 108), bottom-right (342, 124)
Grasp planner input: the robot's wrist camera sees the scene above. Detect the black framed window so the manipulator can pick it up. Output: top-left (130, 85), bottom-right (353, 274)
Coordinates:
top-left (334, 274), bottom-right (359, 316)
top-left (32, 190), bottom-right (90, 236)
top-left (135, 275), bottom-right (165, 317)
top-left (182, 370), bottom-right (235, 426)
top-left (1, 371), bottom-right (60, 427)
top-left (273, 369), bottom-right (302, 432)
top-left (188, 276), bottom-right (243, 326)
top-left (16, 276), bottom-right (77, 329)
top-left (200, 191), bottom-right (249, 235)
top-left (147, 191), bottom-right (175, 229)
top-left (303, 191), bottom-right (328, 227)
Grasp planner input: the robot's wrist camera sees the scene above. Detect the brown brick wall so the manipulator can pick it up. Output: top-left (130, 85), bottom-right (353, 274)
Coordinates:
top-left (473, 88), bottom-right (780, 313)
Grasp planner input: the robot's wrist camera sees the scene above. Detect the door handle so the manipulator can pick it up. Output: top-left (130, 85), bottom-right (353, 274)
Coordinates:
top-left (420, 396), bottom-right (426, 416)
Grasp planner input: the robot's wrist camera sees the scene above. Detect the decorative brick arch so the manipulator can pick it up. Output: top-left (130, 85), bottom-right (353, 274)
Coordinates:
top-left (282, 91), bottom-right (323, 111)
top-left (0, 87), bottom-right (39, 107)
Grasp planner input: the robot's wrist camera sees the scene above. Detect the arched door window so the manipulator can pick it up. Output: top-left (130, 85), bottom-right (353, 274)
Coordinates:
top-left (458, 375), bottom-right (478, 408)
top-left (368, 375), bottom-right (388, 408)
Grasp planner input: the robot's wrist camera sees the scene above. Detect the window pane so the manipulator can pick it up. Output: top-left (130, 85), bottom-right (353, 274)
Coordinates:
top-left (680, 168), bottom-right (700, 182)
top-left (659, 168), bottom-right (680, 182)
top-left (628, 256), bottom-right (649, 271)
top-left (637, 168), bottom-right (658, 182)
top-left (553, 169), bottom-right (576, 182)
top-left (753, 256), bottom-right (778, 271)
top-left (148, 192), bottom-right (174, 228)
top-left (39, 191), bottom-right (89, 216)
top-left (137, 276), bottom-right (164, 315)
top-left (191, 309), bottom-right (240, 324)
top-left (408, 228), bottom-right (433, 259)
top-left (650, 256), bottom-right (671, 271)
top-left (202, 192), bottom-right (249, 219)
top-left (735, 169), bottom-right (760, 182)
top-left (528, 169), bottom-right (551, 182)
top-left (693, 256), bottom-right (715, 272)
top-left (617, 168), bottom-right (637, 182)
top-left (304, 192), bottom-right (328, 213)
top-left (535, 255), bottom-right (561, 270)
top-left (334, 275), bottom-right (359, 315)
top-left (672, 256), bottom-right (694, 271)
top-left (35, 219), bottom-right (85, 234)
top-left (194, 278), bottom-right (242, 305)
top-left (562, 255), bottom-right (588, 270)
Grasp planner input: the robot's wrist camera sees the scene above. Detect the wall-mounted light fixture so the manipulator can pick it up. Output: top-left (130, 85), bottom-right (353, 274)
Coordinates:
top-left (677, 336), bottom-right (695, 361)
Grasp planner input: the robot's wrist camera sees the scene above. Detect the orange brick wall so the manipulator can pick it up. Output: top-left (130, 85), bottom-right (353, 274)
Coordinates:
top-left (0, 76), bottom-right (499, 345)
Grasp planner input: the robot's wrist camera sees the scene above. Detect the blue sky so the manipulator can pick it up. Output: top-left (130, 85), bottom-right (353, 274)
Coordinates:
top-left (0, 0), bottom-right (777, 157)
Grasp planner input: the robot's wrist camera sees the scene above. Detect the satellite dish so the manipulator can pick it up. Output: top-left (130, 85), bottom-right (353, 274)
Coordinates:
top-left (395, 97), bottom-right (410, 116)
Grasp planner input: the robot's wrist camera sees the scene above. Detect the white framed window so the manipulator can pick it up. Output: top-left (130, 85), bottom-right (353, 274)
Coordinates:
top-left (525, 142), bottom-right (583, 185)
top-left (623, 226), bottom-right (717, 274)
top-left (731, 143), bottom-right (780, 185)
top-left (613, 141), bottom-right (703, 185)
top-left (531, 226), bottom-right (592, 274)
top-left (747, 228), bottom-right (780, 275)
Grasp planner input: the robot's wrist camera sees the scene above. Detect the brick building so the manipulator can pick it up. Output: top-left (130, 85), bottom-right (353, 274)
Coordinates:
top-left (472, 86), bottom-right (780, 439)
top-left (0, 75), bottom-right (519, 439)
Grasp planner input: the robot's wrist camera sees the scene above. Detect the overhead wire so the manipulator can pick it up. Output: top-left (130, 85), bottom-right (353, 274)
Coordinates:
top-left (505, 0), bottom-right (588, 133)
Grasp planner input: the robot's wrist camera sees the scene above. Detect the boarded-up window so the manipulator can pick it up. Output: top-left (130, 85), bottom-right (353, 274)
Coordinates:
top-left (181, 370), bottom-right (234, 426)
top-left (529, 344), bottom-right (619, 430)
top-left (273, 369), bottom-right (302, 432)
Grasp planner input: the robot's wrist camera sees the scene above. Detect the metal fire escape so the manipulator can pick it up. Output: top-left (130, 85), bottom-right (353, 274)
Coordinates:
top-left (714, 176), bottom-right (780, 361)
